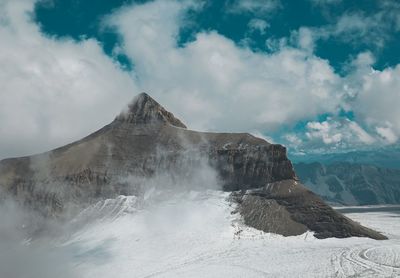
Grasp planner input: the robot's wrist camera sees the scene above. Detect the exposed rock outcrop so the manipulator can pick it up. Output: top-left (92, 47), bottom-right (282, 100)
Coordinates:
top-left (116, 93), bottom-right (187, 128)
top-left (234, 180), bottom-right (386, 239)
top-left (0, 93), bottom-right (386, 239)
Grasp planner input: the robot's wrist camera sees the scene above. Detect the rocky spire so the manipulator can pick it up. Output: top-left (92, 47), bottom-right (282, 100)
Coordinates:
top-left (115, 92), bottom-right (187, 128)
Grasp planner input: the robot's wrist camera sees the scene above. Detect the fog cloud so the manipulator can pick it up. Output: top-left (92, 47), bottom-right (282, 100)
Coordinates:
top-left (0, 198), bottom-right (77, 278)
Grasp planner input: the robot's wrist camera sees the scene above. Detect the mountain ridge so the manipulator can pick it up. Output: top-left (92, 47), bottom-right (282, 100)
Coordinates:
top-left (290, 146), bottom-right (400, 169)
top-left (0, 93), bottom-right (386, 240)
top-left (295, 161), bottom-right (400, 205)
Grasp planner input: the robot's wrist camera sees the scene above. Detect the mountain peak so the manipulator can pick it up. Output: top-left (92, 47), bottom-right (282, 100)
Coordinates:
top-left (115, 92), bottom-right (187, 128)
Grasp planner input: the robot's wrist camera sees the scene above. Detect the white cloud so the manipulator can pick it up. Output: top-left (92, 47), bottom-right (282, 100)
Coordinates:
top-left (331, 14), bottom-right (386, 47)
top-left (248, 18), bottom-right (269, 34)
top-left (284, 134), bottom-right (302, 146)
top-left (103, 0), bottom-right (400, 148)
top-left (376, 126), bottom-right (398, 144)
top-left (347, 121), bottom-right (375, 144)
top-left (289, 27), bottom-right (316, 53)
top-left (309, 0), bottom-right (342, 5)
top-left (304, 118), bottom-right (375, 148)
top-left (306, 2), bottom-right (400, 49)
top-left (249, 131), bottom-right (275, 144)
top-left (107, 0), bottom-right (342, 132)
top-left (352, 64), bottom-right (400, 143)
top-left (299, 15), bottom-right (382, 49)
top-left (306, 120), bottom-right (342, 145)
top-left (225, 0), bottom-right (281, 15)
top-left (0, 0), bottom-right (138, 159)
top-left (1, 0), bottom-right (399, 159)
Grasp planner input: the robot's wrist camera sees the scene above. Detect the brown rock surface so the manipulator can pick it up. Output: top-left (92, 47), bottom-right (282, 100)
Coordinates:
top-left (234, 180), bottom-right (386, 239)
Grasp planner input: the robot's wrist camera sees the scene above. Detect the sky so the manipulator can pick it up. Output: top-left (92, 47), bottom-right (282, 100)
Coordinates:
top-left (0, 0), bottom-right (400, 159)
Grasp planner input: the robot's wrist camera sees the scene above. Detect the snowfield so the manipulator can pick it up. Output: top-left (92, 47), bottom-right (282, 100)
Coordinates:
top-left (58, 191), bottom-right (400, 278)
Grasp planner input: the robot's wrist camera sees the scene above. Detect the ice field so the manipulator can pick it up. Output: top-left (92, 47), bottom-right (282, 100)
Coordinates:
top-left (58, 191), bottom-right (400, 278)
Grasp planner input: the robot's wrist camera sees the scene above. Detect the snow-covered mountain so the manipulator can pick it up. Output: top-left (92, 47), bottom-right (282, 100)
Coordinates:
top-left (2, 93), bottom-right (400, 277)
top-left (0, 93), bottom-right (385, 239)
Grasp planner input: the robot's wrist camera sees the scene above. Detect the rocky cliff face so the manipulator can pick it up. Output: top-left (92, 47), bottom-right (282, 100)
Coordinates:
top-left (294, 162), bottom-right (400, 205)
top-left (0, 93), bottom-right (386, 239)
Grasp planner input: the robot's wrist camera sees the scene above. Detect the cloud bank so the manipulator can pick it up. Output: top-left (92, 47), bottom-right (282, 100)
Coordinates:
top-left (107, 0), bottom-right (400, 150)
top-left (0, 0), bottom-right (138, 158)
top-left (107, 0), bottom-right (342, 132)
top-left (0, 0), bottom-right (400, 159)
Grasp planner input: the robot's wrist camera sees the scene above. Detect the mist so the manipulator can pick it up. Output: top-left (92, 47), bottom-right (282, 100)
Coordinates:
top-left (0, 144), bottom-right (225, 278)
top-left (0, 197), bottom-right (77, 278)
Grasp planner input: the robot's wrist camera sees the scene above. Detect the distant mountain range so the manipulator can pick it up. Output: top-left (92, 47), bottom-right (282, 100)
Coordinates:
top-left (294, 162), bottom-right (400, 205)
top-left (290, 146), bottom-right (400, 169)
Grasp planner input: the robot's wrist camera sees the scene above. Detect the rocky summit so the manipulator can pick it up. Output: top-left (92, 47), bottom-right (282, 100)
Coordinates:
top-left (0, 93), bottom-right (386, 240)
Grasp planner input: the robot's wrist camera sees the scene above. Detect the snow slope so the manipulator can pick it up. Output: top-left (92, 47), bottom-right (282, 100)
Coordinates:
top-left (52, 191), bottom-right (400, 278)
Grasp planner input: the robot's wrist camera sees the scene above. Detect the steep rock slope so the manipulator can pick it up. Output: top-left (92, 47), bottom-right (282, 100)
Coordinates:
top-left (0, 93), bottom-right (386, 239)
top-left (234, 180), bottom-right (385, 239)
